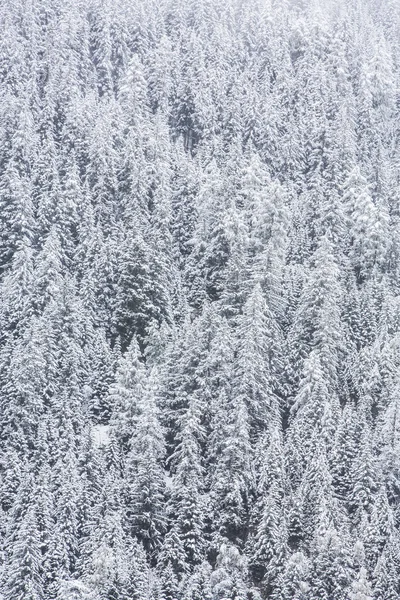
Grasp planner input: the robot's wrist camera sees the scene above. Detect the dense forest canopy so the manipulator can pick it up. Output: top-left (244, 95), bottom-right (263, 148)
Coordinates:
top-left (1, 0), bottom-right (400, 598)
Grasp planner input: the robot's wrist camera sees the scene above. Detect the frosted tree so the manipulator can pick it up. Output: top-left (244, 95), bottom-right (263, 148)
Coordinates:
top-left (288, 233), bottom-right (344, 390)
top-left (210, 387), bottom-right (254, 547)
top-left (234, 283), bottom-right (284, 432)
top-left (350, 422), bottom-right (379, 519)
top-left (163, 388), bottom-right (207, 573)
top-left (210, 544), bottom-right (250, 600)
top-left (288, 350), bottom-right (339, 478)
top-left (126, 368), bottom-right (166, 555)
top-left (349, 567), bottom-right (373, 600)
top-left (343, 167), bottom-right (390, 281)
top-left (108, 337), bottom-right (147, 455)
top-left (272, 551), bottom-right (310, 600)
top-left (2, 500), bottom-right (43, 600)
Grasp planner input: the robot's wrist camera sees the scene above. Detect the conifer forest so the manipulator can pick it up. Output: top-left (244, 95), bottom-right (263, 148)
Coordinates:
top-left (1, 0), bottom-right (400, 598)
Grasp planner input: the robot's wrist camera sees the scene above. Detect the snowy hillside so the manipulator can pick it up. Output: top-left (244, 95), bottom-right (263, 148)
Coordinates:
top-left (0, 0), bottom-right (400, 599)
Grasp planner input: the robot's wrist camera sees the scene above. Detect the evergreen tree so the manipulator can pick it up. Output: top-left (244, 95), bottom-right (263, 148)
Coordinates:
top-left (125, 368), bottom-right (166, 556)
top-left (164, 387), bottom-right (207, 573)
top-left (3, 500), bottom-right (43, 600)
top-left (234, 283), bottom-right (283, 432)
top-left (350, 567), bottom-right (373, 600)
top-left (343, 167), bottom-right (389, 281)
top-left (210, 387), bottom-right (254, 547)
top-left (108, 337), bottom-right (146, 455)
top-left (210, 544), bottom-right (250, 600)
